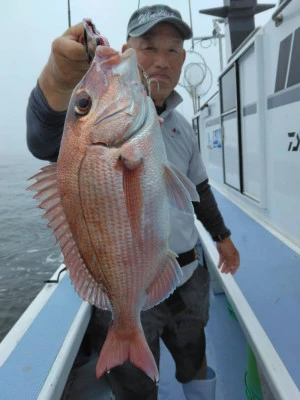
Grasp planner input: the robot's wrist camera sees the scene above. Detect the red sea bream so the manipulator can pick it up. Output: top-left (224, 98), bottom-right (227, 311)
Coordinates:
top-left (28, 46), bottom-right (199, 381)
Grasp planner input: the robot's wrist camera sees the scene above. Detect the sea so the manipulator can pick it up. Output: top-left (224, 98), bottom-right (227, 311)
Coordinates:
top-left (0, 154), bottom-right (62, 342)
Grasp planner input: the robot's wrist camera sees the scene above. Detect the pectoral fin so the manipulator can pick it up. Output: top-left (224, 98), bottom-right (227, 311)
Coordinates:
top-left (164, 163), bottom-right (199, 214)
top-left (120, 149), bottom-right (144, 240)
top-left (143, 251), bottom-right (182, 310)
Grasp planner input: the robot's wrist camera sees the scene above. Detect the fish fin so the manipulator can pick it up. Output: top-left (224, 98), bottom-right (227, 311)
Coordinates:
top-left (27, 163), bottom-right (111, 310)
top-left (96, 323), bottom-right (159, 382)
top-left (164, 163), bottom-right (199, 213)
top-left (121, 153), bottom-right (144, 240)
top-left (143, 250), bottom-right (182, 310)
top-left (120, 148), bottom-right (143, 171)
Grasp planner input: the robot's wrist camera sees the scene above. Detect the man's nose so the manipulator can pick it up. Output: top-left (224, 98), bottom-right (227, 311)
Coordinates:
top-left (153, 50), bottom-right (169, 68)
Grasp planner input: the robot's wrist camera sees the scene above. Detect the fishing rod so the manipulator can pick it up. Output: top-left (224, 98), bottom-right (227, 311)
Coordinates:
top-left (68, 0), bottom-right (71, 27)
top-left (188, 0), bottom-right (194, 46)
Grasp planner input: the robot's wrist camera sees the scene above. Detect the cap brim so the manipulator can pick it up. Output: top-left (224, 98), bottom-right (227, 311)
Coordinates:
top-left (128, 17), bottom-right (193, 40)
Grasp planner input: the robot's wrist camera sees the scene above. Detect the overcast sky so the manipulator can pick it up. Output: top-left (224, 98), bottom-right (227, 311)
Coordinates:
top-left (0, 0), bottom-right (277, 159)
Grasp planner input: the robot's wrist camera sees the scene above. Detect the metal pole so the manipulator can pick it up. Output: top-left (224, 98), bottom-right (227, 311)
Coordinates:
top-left (188, 0), bottom-right (194, 48)
top-left (138, 0), bottom-right (141, 9)
top-left (219, 36), bottom-right (224, 71)
top-left (192, 91), bottom-right (197, 114)
top-left (67, 0), bottom-right (71, 28)
top-left (197, 96), bottom-right (200, 112)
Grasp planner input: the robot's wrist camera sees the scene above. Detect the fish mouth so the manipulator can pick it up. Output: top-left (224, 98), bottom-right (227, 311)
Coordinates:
top-left (90, 47), bottom-right (148, 148)
top-left (94, 47), bottom-right (137, 79)
top-left (94, 46), bottom-right (120, 63)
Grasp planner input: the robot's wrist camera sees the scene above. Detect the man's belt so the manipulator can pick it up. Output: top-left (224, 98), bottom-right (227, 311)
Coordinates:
top-left (177, 248), bottom-right (198, 267)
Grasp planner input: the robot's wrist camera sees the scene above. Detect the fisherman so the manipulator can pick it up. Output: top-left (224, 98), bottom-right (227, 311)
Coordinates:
top-left (26, 4), bottom-right (240, 400)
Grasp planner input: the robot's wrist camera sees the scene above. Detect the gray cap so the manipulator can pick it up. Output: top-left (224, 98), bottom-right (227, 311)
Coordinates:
top-left (127, 5), bottom-right (193, 40)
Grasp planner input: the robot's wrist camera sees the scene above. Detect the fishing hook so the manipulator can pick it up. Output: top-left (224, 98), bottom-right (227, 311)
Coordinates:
top-left (138, 64), bottom-right (160, 99)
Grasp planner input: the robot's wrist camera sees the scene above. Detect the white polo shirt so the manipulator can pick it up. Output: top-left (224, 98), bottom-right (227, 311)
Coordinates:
top-left (159, 91), bottom-right (208, 284)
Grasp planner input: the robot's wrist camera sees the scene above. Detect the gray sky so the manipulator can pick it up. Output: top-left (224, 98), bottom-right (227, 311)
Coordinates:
top-left (0, 0), bottom-right (276, 159)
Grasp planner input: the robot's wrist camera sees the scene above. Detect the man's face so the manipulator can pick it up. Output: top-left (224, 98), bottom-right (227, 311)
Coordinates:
top-left (123, 23), bottom-right (186, 107)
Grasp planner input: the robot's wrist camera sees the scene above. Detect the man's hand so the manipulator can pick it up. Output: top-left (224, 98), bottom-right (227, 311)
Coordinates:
top-left (216, 237), bottom-right (240, 275)
top-left (38, 23), bottom-right (89, 111)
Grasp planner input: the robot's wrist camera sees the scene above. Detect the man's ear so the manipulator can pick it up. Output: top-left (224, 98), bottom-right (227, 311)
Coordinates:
top-left (181, 48), bottom-right (186, 65)
top-left (122, 44), bottom-right (129, 53)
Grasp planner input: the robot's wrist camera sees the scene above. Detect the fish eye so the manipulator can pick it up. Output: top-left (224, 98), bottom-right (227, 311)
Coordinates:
top-left (74, 93), bottom-right (92, 116)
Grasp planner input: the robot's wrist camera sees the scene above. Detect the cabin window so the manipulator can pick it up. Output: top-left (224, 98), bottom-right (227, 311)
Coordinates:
top-left (220, 65), bottom-right (241, 191)
top-left (220, 67), bottom-right (237, 113)
top-left (287, 27), bottom-right (300, 87)
top-left (238, 45), bottom-right (262, 202)
top-left (219, 44), bottom-right (263, 201)
top-left (275, 34), bottom-right (292, 92)
top-left (275, 27), bottom-right (300, 92)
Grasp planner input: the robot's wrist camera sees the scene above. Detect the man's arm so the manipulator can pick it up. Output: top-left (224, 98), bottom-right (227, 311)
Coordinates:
top-left (26, 83), bottom-right (66, 162)
top-left (193, 179), bottom-right (231, 241)
top-left (193, 179), bottom-right (240, 274)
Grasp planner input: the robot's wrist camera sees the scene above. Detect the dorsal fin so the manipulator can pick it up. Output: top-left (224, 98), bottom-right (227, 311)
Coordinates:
top-left (27, 163), bottom-right (111, 310)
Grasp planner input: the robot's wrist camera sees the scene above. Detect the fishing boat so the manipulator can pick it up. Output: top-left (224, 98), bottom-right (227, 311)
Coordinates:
top-left (0, 1), bottom-right (299, 399)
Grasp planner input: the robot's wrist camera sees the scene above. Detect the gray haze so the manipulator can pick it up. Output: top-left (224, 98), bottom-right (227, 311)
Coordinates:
top-left (0, 0), bottom-right (276, 159)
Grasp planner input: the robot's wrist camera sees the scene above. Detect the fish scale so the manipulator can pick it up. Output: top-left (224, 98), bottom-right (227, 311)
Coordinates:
top-left (80, 148), bottom-right (159, 300)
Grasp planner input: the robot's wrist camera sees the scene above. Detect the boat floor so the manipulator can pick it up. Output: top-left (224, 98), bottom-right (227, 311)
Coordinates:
top-left (212, 187), bottom-right (300, 390)
top-left (62, 292), bottom-right (248, 400)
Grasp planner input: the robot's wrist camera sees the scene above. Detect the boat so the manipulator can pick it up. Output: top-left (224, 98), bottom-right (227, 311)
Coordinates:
top-left (0, 1), bottom-right (299, 399)
top-left (192, 0), bottom-right (300, 398)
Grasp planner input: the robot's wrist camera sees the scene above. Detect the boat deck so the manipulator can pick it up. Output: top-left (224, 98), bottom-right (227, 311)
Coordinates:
top-left (212, 187), bottom-right (300, 391)
top-left (0, 272), bottom-right (91, 400)
top-left (159, 291), bottom-right (248, 400)
top-left (61, 291), bottom-right (247, 400)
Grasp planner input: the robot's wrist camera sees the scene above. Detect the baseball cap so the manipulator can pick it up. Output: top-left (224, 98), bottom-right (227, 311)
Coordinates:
top-left (127, 5), bottom-right (193, 40)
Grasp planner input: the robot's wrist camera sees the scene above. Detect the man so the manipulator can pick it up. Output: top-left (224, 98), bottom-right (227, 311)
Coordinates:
top-left (26, 5), bottom-right (240, 400)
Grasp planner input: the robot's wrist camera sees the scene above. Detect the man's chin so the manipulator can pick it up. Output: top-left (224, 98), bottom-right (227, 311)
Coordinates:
top-left (151, 87), bottom-right (172, 103)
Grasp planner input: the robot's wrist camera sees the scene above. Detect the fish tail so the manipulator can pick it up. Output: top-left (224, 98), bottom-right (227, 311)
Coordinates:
top-left (96, 323), bottom-right (159, 382)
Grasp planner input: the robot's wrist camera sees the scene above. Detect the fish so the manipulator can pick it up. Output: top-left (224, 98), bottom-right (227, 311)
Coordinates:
top-left (28, 46), bottom-right (199, 382)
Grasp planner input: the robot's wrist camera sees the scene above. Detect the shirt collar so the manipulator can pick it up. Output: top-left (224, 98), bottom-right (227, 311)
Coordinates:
top-left (160, 90), bottom-right (183, 117)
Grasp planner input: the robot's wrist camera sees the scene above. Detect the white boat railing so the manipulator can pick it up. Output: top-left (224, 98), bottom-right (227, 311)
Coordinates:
top-left (272, 0), bottom-right (293, 25)
top-left (0, 264), bottom-right (92, 400)
top-left (0, 265), bottom-right (68, 367)
top-left (195, 219), bottom-right (300, 400)
top-left (38, 300), bottom-right (91, 400)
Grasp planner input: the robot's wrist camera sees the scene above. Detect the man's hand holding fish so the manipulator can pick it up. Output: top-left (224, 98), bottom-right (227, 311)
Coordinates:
top-left (39, 23), bottom-right (89, 111)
